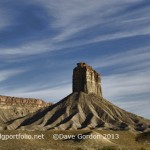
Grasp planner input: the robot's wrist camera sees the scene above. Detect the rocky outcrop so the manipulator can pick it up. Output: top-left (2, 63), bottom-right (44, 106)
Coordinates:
top-left (73, 62), bottom-right (102, 97)
top-left (0, 95), bottom-right (50, 124)
top-left (0, 95), bottom-right (48, 108)
top-left (6, 92), bottom-right (150, 131)
top-left (1, 62), bottom-right (150, 132)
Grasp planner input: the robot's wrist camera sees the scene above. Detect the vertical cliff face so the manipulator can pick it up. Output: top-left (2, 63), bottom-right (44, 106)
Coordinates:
top-left (73, 62), bottom-right (102, 97)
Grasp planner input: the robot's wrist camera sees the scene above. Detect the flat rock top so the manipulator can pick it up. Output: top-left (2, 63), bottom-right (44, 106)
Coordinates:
top-left (0, 95), bottom-right (48, 106)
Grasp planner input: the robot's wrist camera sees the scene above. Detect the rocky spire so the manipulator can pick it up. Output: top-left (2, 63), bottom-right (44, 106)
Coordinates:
top-left (73, 62), bottom-right (102, 97)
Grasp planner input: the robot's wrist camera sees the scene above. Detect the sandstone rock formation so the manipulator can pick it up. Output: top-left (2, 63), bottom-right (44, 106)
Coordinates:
top-left (73, 62), bottom-right (102, 97)
top-left (6, 92), bottom-right (150, 131)
top-left (0, 95), bottom-right (50, 126)
top-left (2, 62), bottom-right (150, 132)
top-left (0, 95), bottom-right (47, 107)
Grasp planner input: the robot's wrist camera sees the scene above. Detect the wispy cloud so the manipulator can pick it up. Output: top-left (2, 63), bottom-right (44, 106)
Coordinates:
top-left (0, 0), bottom-right (149, 59)
top-left (102, 71), bottom-right (150, 100)
top-left (0, 69), bottom-right (27, 82)
top-left (92, 46), bottom-right (150, 69)
top-left (0, 83), bottom-right (71, 103)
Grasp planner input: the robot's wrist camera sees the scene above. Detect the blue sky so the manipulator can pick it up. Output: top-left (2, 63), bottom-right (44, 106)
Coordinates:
top-left (0, 0), bottom-right (150, 118)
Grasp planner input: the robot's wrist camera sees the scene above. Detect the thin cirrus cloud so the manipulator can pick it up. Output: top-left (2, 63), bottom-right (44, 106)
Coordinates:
top-left (0, 82), bottom-right (72, 103)
top-left (0, 69), bottom-right (27, 82)
top-left (102, 71), bottom-right (150, 100)
top-left (92, 46), bottom-right (150, 69)
top-left (0, 0), bottom-right (149, 58)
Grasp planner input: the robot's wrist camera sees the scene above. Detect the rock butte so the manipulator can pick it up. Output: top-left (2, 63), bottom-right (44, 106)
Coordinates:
top-left (73, 62), bottom-right (102, 97)
top-left (0, 62), bottom-right (150, 132)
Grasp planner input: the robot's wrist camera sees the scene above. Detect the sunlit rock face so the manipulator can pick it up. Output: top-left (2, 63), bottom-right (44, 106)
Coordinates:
top-left (0, 95), bottom-right (47, 108)
top-left (73, 62), bottom-right (102, 97)
top-left (0, 95), bottom-right (50, 122)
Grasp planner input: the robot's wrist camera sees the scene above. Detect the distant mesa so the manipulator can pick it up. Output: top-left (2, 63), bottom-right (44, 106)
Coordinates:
top-left (0, 95), bottom-right (47, 107)
top-left (0, 62), bottom-right (150, 132)
top-left (0, 95), bottom-right (50, 125)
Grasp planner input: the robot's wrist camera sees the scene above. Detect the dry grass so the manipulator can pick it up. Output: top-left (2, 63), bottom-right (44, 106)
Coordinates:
top-left (0, 130), bottom-right (149, 150)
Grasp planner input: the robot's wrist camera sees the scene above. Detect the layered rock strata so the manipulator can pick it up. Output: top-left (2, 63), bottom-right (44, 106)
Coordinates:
top-left (0, 95), bottom-right (47, 108)
top-left (0, 95), bottom-right (50, 124)
top-left (73, 62), bottom-right (102, 97)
